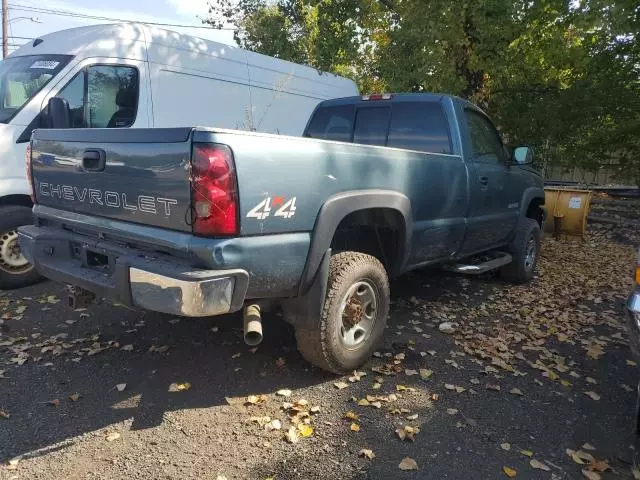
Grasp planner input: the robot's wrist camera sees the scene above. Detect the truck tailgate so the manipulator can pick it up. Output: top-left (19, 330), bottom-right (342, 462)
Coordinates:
top-left (30, 128), bottom-right (193, 232)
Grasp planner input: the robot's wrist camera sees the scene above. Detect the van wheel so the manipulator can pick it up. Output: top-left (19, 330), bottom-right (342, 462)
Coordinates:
top-left (500, 218), bottom-right (540, 284)
top-left (295, 252), bottom-right (389, 374)
top-left (0, 206), bottom-right (42, 290)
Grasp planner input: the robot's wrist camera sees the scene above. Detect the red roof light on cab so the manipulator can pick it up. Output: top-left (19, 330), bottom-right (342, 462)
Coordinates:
top-left (361, 94), bottom-right (393, 101)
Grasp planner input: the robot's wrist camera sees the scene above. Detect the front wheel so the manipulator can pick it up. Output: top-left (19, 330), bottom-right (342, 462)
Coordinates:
top-left (0, 206), bottom-right (42, 290)
top-left (295, 252), bottom-right (389, 374)
top-left (500, 217), bottom-right (541, 284)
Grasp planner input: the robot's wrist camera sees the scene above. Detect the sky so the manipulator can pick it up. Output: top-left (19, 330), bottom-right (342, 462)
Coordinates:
top-left (2, 0), bottom-right (235, 54)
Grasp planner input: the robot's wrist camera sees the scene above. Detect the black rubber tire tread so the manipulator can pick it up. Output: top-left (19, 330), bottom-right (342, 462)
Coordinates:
top-left (295, 251), bottom-right (389, 374)
top-left (0, 206), bottom-right (42, 290)
top-left (500, 217), bottom-right (540, 284)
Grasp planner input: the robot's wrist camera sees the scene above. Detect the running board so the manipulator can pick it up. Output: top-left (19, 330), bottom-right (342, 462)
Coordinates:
top-left (446, 252), bottom-right (513, 275)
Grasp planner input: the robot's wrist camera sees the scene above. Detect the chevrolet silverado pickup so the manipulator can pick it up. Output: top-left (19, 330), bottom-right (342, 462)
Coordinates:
top-left (19, 93), bottom-right (545, 373)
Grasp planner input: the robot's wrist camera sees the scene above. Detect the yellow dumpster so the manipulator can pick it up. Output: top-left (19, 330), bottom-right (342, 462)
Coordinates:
top-left (543, 187), bottom-right (593, 235)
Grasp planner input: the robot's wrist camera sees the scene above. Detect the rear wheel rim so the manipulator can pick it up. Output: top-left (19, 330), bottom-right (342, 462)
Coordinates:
top-left (338, 280), bottom-right (378, 350)
top-left (524, 237), bottom-right (536, 271)
top-left (0, 230), bottom-right (32, 275)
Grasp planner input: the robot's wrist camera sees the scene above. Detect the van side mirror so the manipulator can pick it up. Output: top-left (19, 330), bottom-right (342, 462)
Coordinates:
top-left (512, 146), bottom-right (533, 165)
top-left (46, 97), bottom-right (71, 129)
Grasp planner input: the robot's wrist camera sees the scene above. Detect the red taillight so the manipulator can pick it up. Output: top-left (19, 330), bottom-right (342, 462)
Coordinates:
top-left (25, 143), bottom-right (34, 202)
top-left (191, 143), bottom-right (238, 236)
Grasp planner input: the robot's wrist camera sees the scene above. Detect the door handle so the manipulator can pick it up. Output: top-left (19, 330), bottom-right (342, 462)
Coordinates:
top-left (82, 149), bottom-right (106, 172)
top-left (479, 176), bottom-right (489, 185)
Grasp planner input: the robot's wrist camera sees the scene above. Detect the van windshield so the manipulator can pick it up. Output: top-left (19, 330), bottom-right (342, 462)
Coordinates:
top-left (0, 54), bottom-right (72, 123)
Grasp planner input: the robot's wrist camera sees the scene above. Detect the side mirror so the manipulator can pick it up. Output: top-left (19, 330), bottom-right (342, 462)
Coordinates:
top-left (45, 97), bottom-right (71, 129)
top-left (512, 146), bottom-right (533, 165)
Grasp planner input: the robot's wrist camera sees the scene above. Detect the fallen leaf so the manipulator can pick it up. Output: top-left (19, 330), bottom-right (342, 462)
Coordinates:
top-left (587, 459), bottom-right (610, 473)
top-left (310, 406), bottom-right (321, 414)
top-left (349, 371), bottom-right (367, 382)
top-left (487, 384), bottom-right (501, 392)
top-left (509, 388), bottom-right (524, 396)
top-left (503, 466), bottom-right (517, 478)
top-left (586, 377), bottom-right (597, 384)
top-left (358, 398), bottom-right (370, 406)
top-left (106, 432), bottom-right (121, 442)
top-left (115, 383), bottom-right (127, 392)
top-left (121, 344), bottom-right (134, 352)
top-left (584, 391), bottom-right (600, 401)
top-left (445, 383), bottom-right (455, 390)
top-left (520, 450), bottom-right (533, 457)
top-left (419, 369), bottom-right (433, 379)
top-left (446, 408), bottom-right (458, 415)
top-left (470, 378), bottom-right (480, 385)
top-left (567, 449), bottom-right (596, 464)
top-left (582, 443), bottom-right (596, 451)
top-left (265, 419), bottom-right (282, 431)
top-left (581, 470), bottom-right (601, 480)
top-left (47, 399), bottom-right (60, 407)
top-left (455, 386), bottom-right (466, 393)
top-left (396, 425), bottom-right (420, 441)
top-left (297, 423), bottom-right (313, 437)
top-left (345, 410), bottom-right (359, 420)
top-left (627, 360), bottom-right (637, 366)
top-left (405, 369), bottom-right (418, 376)
top-left (407, 413), bottom-right (418, 420)
top-left (350, 423), bottom-right (360, 432)
top-left (285, 426), bottom-right (298, 443)
top-left (334, 382), bottom-right (349, 390)
top-left (0, 410), bottom-right (9, 419)
top-left (168, 382), bottom-right (191, 392)
top-left (245, 394), bottom-right (267, 405)
top-left (359, 449), bottom-right (375, 460)
top-left (68, 393), bottom-right (81, 402)
top-left (399, 457), bottom-right (418, 470)
top-left (500, 443), bottom-right (511, 451)
top-left (530, 459), bottom-right (550, 471)
top-left (148, 345), bottom-right (169, 353)
top-left (276, 389), bottom-right (292, 397)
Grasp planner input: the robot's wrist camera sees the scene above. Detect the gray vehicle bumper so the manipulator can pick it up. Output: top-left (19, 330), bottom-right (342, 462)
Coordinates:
top-left (18, 225), bottom-right (249, 317)
top-left (627, 290), bottom-right (640, 361)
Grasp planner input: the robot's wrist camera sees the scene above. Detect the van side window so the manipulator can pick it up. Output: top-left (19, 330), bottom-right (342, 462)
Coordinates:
top-left (465, 109), bottom-right (506, 164)
top-left (305, 105), bottom-right (354, 142)
top-left (55, 65), bottom-right (139, 129)
top-left (353, 107), bottom-right (390, 146)
top-left (387, 102), bottom-right (452, 154)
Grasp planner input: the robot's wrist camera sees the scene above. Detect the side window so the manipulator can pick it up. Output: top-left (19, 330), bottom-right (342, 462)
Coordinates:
top-left (305, 105), bottom-right (354, 142)
top-left (465, 110), bottom-right (505, 163)
top-left (54, 65), bottom-right (139, 129)
top-left (56, 72), bottom-right (86, 128)
top-left (387, 102), bottom-right (452, 154)
top-left (353, 107), bottom-right (390, 146)
top-left (87, 66), bottom-right (138, 128)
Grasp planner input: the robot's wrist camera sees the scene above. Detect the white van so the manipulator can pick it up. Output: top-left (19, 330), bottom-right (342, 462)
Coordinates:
top-left (0, 23), bottom-right (358, 288)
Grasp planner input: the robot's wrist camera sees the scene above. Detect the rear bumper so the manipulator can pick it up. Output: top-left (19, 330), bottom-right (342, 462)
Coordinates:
top-left (627, 289), bottom-right (640, 361)
top-left (18, 225), bottom-right (249, 317)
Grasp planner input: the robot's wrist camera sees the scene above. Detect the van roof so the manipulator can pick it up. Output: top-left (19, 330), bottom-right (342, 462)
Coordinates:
top-left (9, 23), bottom-right (356, 90)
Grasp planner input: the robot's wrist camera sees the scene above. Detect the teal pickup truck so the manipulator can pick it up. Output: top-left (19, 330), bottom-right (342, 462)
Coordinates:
top-left (19, 93), bottom-right (545, 373)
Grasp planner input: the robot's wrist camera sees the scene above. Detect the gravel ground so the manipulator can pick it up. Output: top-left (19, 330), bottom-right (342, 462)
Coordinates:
top-left (0, 199), bottom-right (638, 480)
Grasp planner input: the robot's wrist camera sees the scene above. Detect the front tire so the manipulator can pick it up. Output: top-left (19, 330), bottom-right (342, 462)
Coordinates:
top-left (500, 218), bottom-right (541, 284)
top-left (0, 206), bottom-right (42, 290)
top-left (295, 252), bottom-right (389, 374)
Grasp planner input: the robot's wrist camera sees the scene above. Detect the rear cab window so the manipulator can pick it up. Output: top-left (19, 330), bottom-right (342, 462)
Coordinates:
top-left (305, 98), bottom-right (452, 154)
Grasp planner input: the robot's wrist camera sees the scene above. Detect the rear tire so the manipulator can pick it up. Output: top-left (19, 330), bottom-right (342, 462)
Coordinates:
top-left (0, 206), bottom-right (42, 290)
top-left (500, 218), bottom-right (540, 284)
top-left (295, 252), bottom-right (389, 374)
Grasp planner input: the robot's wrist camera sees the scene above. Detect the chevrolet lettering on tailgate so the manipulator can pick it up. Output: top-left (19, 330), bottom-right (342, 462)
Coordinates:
top-left (38, 182), bottom-right (178, 215)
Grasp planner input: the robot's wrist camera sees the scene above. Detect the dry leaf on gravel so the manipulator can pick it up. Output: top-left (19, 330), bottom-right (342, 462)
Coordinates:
top-left (582, 443), bottom-right (596, 451)
top-left (396, 425), bottom-right (419, 441)
top-left (349, 371), bottom-right (367, 382)
top-left (398, 457), bottom-right (418, 470)
top-left (245, 394), bottom-right (267, 406)
top-left (345, 411), bottom-right (359, 420)
top-left (581, 470), bottom-right (601, 480)
top-left (587, 459), bottom-right (611, 473)
top-left (334, 382), bottom-right (349, 390)
top-left (265, 419), bottom-right (282, 431)
top-left (509, 388), bottom-right (524, 396)
top-left (446, 408), bottom-right (458, 415)
top-left (106, 432), bottom-right (121, 442)
top-left (500, 443), bottom-right (511, 451)
top-left (297, 424), bottom-right (313, 437)
top-left (0, 410), bottom-right (9, 419)
top-left (115, 383), bottom-right (127, 392)
top-left (407, 413), bottom-right (418, 420)
top-left (276, 389), bottom-right (292, 397)
top-left (503, 466), bottom-right (517, 478)
top-left (47, 399), bottom-right (60, 407)
top-left (567, 449), bottom-right (596, 464)
top-left (405, 369), bottom-right (418, 376)
top-left (359, 449), bottom-right (375, 460)
top-left (419, 369), bottom-right (433, 379)
top-left (584, 391), bottom-right (601, 401)
top-left (121, 344), bottom-right (134, 352)
top-left (168, 382), bottom-right (191, 392)
top-left (350, 423), bottom-right (361, 432)
top-left (487, 384), bottom-right (501, 392)
top-left (285, 426), bottom-right (298, 443)
top-left (520, 450), bottom-right (533, 457)
top-left (68, 393), bottom-right (81, 402)
top-left (148, 345), bottom-right (169, 353)
top-left (530, 459), bottom-right (550, 471)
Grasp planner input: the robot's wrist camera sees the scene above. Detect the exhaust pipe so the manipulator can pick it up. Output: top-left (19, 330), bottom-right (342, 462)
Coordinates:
top-left (243, 304), bottom-right (263, 346)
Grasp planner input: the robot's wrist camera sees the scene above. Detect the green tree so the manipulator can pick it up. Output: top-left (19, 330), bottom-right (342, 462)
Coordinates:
top-left (204, 0), bottom-right (640, 185)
